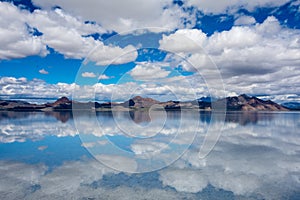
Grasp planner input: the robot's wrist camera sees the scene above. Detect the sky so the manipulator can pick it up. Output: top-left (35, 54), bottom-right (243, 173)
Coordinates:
top-left (0, 0), bottom-right (300, 102)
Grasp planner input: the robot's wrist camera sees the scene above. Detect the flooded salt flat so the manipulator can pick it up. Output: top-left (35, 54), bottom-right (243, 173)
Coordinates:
top-left (0, 111), bottom-right (299, 199)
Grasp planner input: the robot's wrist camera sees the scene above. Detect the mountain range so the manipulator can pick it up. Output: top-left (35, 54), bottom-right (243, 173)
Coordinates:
top-left (0, 94), bottom-right (294, 111)
top-left (281, 102), bottom-right (300, 111)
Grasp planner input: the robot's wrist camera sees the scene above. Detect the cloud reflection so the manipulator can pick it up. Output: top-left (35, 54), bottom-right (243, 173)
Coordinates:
top-left (0, 111), bottom-right (299, 199)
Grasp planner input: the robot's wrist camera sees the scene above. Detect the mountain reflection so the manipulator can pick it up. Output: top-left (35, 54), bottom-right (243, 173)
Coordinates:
top-left (0, 110), bottom-right (276, 125)
top-left (44, 111), bottom-right (73, 123)
top-left (0, 110), bottom-right (282, 144)
top-left (0, 111), bottom-right (299, 199)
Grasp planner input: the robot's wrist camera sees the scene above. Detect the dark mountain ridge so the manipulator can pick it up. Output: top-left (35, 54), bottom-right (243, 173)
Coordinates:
top-left (0, 94), bottom-right (292, 111)
top-left (217, 94), bottom-right (288, 111)
top-left (281, 102), bottom-right (300, 111)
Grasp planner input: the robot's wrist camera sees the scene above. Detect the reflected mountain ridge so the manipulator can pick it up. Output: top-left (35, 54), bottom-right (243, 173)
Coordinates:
top-left (0, 110), bottom-right (277, 124)
top-left (0, 111), bottom-right (279, 144)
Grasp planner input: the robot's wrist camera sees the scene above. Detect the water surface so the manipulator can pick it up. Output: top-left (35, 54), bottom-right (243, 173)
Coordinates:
top-left (0, 111), bottom-right (299, 199)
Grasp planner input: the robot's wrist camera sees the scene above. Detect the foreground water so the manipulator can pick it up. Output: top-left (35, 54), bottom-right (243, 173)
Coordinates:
top-left (0, 111), bottom-right (299, 199)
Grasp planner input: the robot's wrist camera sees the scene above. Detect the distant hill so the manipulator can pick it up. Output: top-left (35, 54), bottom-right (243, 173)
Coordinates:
top-left (0, 94), bottom-right (293, 112)
top-left (215, 94), bottom-right (289, 111)
top-left (0, 99), bottom-right (45, 111)
top-left (122, 96), bottom-right (160, 108)
top-left (197, 96), bottom-right (217, 103)
top-left (281, 102), bottom-right (300, 111)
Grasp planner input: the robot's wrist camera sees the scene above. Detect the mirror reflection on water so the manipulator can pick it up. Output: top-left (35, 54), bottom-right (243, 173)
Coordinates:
top-left (0, 111), bottom-right (299, 199)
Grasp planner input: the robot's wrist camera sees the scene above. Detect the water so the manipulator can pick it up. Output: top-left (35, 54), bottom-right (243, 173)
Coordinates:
top-left (0, 111), bottom-right (300, 199)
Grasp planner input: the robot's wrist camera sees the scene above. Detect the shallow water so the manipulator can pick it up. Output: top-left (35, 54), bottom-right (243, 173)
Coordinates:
top-left (0, 111), bottom-right (299, 199)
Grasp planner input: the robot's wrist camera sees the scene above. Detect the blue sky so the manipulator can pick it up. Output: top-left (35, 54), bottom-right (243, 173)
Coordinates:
top-left (0, 0), bottom-right (300, 102)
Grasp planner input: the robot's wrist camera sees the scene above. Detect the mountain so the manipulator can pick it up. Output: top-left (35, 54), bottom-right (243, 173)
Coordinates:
top-left (122, 96), bottom-right (160, 108)
top-left (0, 99), bottom-right (46, 111)
top-left (216, 94), bottom-right (289, 111)
top-left (45, 96), bottom-right (72, 110)
top-left (197, 96), bottom-right (217, 103)
top-left (281, 102), bottom-right (300, 110)
top-left (45, 96), bottom-right (115, 110)
top-left (0, 95), bottom-right (293, 111)
top-left (49, 96), bottom-right (71, 106)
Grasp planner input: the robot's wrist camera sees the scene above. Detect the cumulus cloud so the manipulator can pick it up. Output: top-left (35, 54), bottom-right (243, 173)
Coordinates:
top-left (31, 0), bottom-right (196, 33)
top-left (98, 74), bottom-right (111, 80)
top-left (0, 2), bottom-right (137, 65)
top-left (81, 72), bottom-right (97, 78)
top-left (159, 16), bottom-right (300, 99)
top-left (185, 0), bottom-right (290, 14)
top-left (0, 77), bottom-right (27, 85)
top-left (0, 2), bottom-right (48, 59)
top-left (0, 77), bottom-right (78, 99)
top-left (159, 29), bottom-right (207, 53)
top-left (88, 44), bottom-right (137, 66)
top-left (0, 76), bottom-right (205, 102)
top-left (38, 69), bottom-right (49, 75)
top-left (129, 62), bottom-right (171, 80)
top-left (2, 1), bottom-right (298, 101)
top-left (28, 8), bottom-right (137, 64)
top-left (234, 15), bottom-right (256, 26)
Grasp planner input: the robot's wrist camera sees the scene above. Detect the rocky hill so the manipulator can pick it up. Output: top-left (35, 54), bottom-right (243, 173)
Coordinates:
top-left (0, 94), bottom-right (292, 111)
top-left (0, 99), bottom-right (46, 111)
top-left (214, 94), bottom-right (288, 111)
top-left (122, 96), bottom-right (160, 108)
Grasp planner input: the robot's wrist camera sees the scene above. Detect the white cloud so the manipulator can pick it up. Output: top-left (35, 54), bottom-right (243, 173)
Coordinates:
top-left (186, 0), bottom-right (290, 14)
top-left (234, 15), bottom-right (256, 26)
top-left (0, 2), bottom-right (48, 59)
top-left (81, 72), bottom-right (97, 78)
top-left (159, 29), bottom-right (207, 53)
top-left (39, 69), bottom-right (49, 75)
top-left (130, 62), bottom-right (171, 80)
top-left (0, 77), bottom-right (78, 99)
top-left (88, 44), bottom-right (137, 66)
top-left (0, 2), bottom-right (137, 65)
top-left (0, 77), bottom-right (27, 85)
top-left (0, 75), bottom-right (208, 102)
top-left (98, 74), bottom-right (111, 80)
top-left (207, 26), bottom-right (260, 54)
top-left (1, 64), bottom-right (300, 102)
top-left (28, 8), bottom-right (137, 63)
top-left (31, 0), bottom-right (196, 33)
top-left (159, 16), bottom-right (300, 98)
top-left (3, 12), bottom-right (300, 102)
